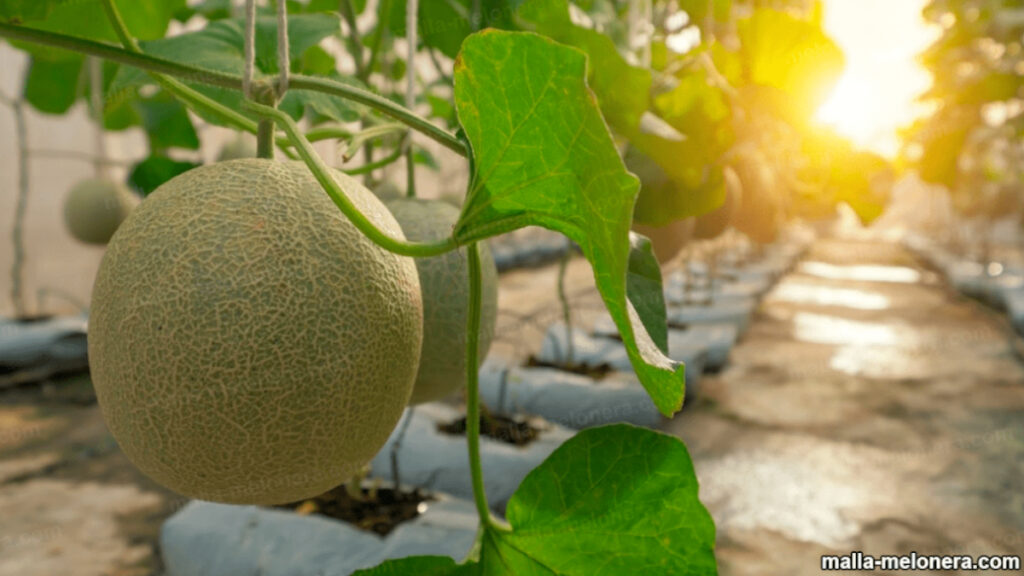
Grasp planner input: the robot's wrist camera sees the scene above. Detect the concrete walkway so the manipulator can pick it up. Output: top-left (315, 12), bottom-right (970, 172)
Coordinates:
top-left (2, 236), bottom-right (1023, 575)
top-left (670, 238), bottom-right (1024, 575)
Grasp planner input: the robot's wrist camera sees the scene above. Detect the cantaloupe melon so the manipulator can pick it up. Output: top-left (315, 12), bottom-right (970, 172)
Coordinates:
top-left (88, 159), bottom-right (423, 505)
top-left (63, 178), bottom-right (138, 245)
top-left (694, 166), bottom-right (742, 240)
top-left (384, 197), bottom-right (498, 404)
top-left (631, 219), bottom-right (695, 264)
top-left (732, 150), bottom-right (783, 244)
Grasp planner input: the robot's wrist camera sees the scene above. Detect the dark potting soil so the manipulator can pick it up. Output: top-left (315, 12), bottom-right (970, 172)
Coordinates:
top-left (437, 412), bottom-right (542, 446)
top-left (524, 355), bottom-right (613, 380)
top-left (279, 486), bottom-right (434, 536)
top-left (0, 371), bottom-right (96, 405)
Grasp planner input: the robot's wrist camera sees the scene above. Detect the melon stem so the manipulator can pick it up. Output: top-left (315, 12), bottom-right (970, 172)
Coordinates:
top-left (466, 243), bottom-right (501, 530)
top-left (257, 119), bottom-right (275, 159)
top-left (245, 101), bottom-right (459, 258)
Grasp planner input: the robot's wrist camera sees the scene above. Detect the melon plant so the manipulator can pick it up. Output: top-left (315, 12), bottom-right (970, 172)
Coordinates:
top-left (0, 0), bottom-right (875, 570)
top-left (0, 3), bottom-right (733, 573)
top-left (63, 178), bottom-right (138, 245)
top-left (385, 198), bottom-right (499, 405)
top-left (88, 159), bottom-right (423, 505)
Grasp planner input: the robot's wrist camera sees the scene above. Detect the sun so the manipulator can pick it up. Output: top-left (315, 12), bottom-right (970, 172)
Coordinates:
top-left (815, 74), bottom-right (880, 146)
top-left (814, 0), bottom-right (940, 157)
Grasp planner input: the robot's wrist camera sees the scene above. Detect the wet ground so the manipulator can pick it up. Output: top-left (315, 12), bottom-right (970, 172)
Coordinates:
top-left (1, 236), bottom-right (1022, 575)
top-left (670, 238), bottom-right (1024, 574)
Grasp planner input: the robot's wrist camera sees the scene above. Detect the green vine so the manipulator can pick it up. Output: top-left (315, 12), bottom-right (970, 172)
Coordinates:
top-left (465, 241), bottom-right (506, 531)
top-left (97, 0), bottom-right (298, 156)
top-left (0, 22), bottom-right (465, 156)
top-left (0, 5), bottom-right (735, 571)
top-left (243, 101), bottom-right (458, 258)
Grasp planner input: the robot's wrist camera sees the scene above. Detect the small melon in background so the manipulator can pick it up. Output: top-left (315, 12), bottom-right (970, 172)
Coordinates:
top-left (632, 218), bottom-right (696, 264)
top-left (63, 178), bottom-right (138, 245)
top-left (89, 159), bottom-right (423, 505)
top-left (372, 180), bottom-right (404, 201)
top-left (384, 197), bottom-right (499, 405)
top-left (731, 150), bottom-right (783, 244)
top-left (624, 146), bottom-right (697, 264)
top-left (216, 133), bottom-right (257, 161)
top-left (694, 166), bottom-right (743, 240)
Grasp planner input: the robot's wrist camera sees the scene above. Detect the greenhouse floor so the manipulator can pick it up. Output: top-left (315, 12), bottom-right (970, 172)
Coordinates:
top-left (1, 236), bottom-right (1023, 575)
top-left (669, 238), bottom-right (1024, 575)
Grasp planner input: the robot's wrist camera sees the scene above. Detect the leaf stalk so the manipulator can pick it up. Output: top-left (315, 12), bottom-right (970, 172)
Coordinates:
top-left (243, 101), bottom-right (458, 258)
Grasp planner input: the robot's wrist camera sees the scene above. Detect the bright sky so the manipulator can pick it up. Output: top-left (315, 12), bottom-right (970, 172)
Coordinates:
top-left (815, 0), bottom-right (942, 157)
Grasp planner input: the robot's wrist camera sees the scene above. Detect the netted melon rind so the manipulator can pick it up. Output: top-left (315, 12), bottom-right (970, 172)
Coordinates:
top-left (63, 179), bottom-right (138, 245)
top-left (384, 198), bottom-right (498, 405)
top-left (89, 159), bottom-right (423, 505)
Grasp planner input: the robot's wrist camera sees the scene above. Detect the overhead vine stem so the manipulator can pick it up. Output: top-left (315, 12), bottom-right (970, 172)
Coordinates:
top-left (97, 0), bottom-right (296, 157)
top-left (0, 20), bottom-right (467, 157)
top-left (404, 0), bottom-right (418, 197)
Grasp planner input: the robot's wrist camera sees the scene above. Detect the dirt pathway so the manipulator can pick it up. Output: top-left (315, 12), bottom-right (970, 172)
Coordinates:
top-left (669, 237), bottom-right (1024, 575)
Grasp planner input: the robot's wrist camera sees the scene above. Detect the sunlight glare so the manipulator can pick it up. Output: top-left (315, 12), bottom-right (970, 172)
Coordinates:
top-left (814, 0), bottom-right (941, 157)
top-left (815, 75), bottom-right (879, 146)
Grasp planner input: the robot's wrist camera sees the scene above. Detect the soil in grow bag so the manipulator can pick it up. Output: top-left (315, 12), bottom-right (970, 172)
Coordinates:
top-left (1, 314), bottom-right (92, 402)
top-left (523, 355), bottom-right (613, 380)
top-left (278, 486), bottom-right (434, 536)
top-left (437, 412), bottom-right (542, 446)
top-left (0, 371), bottom-right (95, 405)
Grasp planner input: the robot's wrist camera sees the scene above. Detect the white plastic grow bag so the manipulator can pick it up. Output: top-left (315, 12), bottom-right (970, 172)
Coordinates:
top-left (368, 403), bottom-right (574, 513)
top-left (161, 490), bottom-right (479, 576)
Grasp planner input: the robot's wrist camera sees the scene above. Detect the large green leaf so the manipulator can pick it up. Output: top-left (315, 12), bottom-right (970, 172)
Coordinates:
top-left (10, 0), bottom-right (184, 59)
top-left (119, 14), bottom-right (339, 80)
top-left (626, 137), bottom-right (727, 225)
top-left (128, 154), bottom-right (199, 196)
top-left (625, 67), bottom-right (733, 224)
top-left (453, 30), bottom-right (684, 416)
top-left (387, 0), bottom-right (472, 59)
top-left (354, 556), bottom-right (473, 575)
top-left (678, 0), bottom-right (732, 26)
top-left (385, 0), bottom-right (523, 59)
top-left (136, 92), bottom-right (200, 151)
top-left (355, 425), bottom-right (717, 575)
top-left (518, 0), bottom-right (651, 132)
top-left (23, 54), bottom-right (82, 114)
top-left (111, 14), bottom-right (363, 124)
top-left (737, 8), bottom-right (844, 122)
top-left (490, 425), bottom-right (716, 575)
top-left (177, 0), bottom-right (234, 21)
top-left (0, 0), bottom-right (72, 24)
top-left (279, 72), bottom-right (366, 123)
top-left (654, 70), bottom-right (730, 136)
top-left (628, 233), bottom-right (669, 354)
top-left (518, 0), bottom-right (730, 222)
